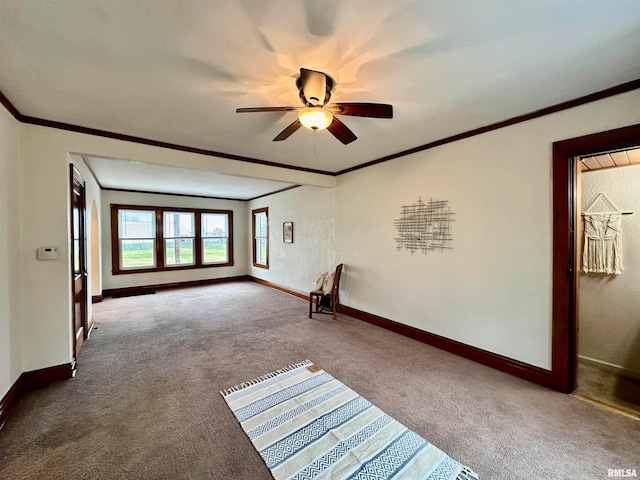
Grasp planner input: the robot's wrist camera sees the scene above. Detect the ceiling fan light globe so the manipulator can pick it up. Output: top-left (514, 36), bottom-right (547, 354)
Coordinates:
top-left (298, 107), bottom-right (333, 131)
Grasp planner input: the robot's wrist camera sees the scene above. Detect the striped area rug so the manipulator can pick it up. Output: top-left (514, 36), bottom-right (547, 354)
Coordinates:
top-left (221, 360), bottom-right (478, 480)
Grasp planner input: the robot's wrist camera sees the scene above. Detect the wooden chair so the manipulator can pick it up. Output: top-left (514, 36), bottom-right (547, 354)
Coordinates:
top-left (309, 264), bottom-right (343, 320)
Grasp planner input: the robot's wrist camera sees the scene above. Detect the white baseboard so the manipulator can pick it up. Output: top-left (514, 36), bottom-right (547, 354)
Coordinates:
top-left (578, 355), bottom-right (640, 381)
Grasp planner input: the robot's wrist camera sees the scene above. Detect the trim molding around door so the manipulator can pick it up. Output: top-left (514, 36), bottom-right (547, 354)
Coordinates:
top-left (551, 123), bottom-right (640, 393)
top-left (70, 165), bottom-right (89, 361)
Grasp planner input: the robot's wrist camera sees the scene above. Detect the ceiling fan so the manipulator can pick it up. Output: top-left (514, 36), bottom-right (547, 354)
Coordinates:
top-left (236, 68), bottom-right (393, 145)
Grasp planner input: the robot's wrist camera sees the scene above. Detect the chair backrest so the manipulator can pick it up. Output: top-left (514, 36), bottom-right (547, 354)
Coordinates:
top-left (331, 264), bottom-right (343, 292)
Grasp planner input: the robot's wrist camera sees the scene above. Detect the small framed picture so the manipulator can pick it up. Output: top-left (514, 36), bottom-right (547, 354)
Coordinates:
top-left (283, 222), bottom-right (293, 243)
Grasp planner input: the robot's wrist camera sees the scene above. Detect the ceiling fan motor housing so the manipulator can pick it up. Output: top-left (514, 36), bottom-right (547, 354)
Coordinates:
top-left (296, 68), bottom-right (334, 106)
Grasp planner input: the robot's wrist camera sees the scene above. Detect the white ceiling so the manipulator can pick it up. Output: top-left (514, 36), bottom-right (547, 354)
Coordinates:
top-left (85, 156), bottom-right (296, 200)
top-left (2, 1), bottom-right (640, 197)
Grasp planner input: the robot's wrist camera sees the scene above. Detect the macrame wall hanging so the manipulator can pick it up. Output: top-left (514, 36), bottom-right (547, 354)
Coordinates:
top-left (394, 197), bottom-right (454, 254)
top-left (581, 193), bottom-right (633, 275)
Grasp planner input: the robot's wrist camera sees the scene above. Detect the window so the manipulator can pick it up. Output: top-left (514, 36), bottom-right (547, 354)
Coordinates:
top-left (252, 207), bottom-right (268, 269)
top-left (202, 213), bottom-right (230, 264)
top-left (111, 204), bottom-right (233, 274)
top-left (164, 211), bottom-right (195, 266)
top-left (117, 209), bottom-right (156, 269)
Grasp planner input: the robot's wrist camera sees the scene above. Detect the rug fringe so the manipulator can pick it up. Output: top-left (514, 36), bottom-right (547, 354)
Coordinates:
top-left (220, 360), bottom-right (314, 397)
top-left (457, 466), bottom-right (479, 479)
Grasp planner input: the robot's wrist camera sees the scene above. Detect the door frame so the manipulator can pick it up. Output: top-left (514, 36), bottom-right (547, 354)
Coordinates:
top-left (70, 164), bottom-right (88, 361)
top-left (551, 123), bottom-right (640, 392)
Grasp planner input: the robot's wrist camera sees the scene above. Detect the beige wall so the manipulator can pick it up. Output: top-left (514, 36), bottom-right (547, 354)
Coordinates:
top-left (579, 165), bottom-right (640, 377)
top-left (0, 105), bottom-right (23, 398)
top-left (332, 90), bottom-right (640, 370)
top-left (101, 189), bottom-right (248, 291)
top-left (248, 185), bottom-right (335, 293)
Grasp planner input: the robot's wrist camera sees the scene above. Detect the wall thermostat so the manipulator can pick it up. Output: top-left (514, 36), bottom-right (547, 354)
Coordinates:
top-left (37, 246), bottom-right (59, 260)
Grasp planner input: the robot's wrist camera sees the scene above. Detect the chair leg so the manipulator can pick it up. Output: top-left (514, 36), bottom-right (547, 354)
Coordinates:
top-left (309, 294), bottom-right (313, 318)
top-left (332, 293), bottom-right (337, 320)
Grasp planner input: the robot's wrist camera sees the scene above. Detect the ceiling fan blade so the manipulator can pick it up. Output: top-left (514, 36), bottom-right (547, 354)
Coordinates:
top-left (273, 119), bottom-right (302, 141)
top-left (327, 117), bottom-right (357, 145)
top-left (327, 103), bottom-right (393, 118)
top-left (236, 106), bottom-right (300, 113)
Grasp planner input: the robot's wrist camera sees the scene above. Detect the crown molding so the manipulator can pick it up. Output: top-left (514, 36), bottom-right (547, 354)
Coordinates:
top-left (336, 78), bottom-right (640, 175)
top-left (2, 77), bottom-right (639, 177)
top-left (0, 90), bottom-right (21, 121)
top-left (247, 184), bottom-right (302, 201)
top-left (102, 187), bottom-right (245, 202)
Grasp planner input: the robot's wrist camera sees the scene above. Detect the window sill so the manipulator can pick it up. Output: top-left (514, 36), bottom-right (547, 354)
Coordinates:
top-left (113, 262), bottom-right (234, 275)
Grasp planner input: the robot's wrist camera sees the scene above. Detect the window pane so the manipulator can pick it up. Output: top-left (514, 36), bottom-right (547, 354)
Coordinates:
top-left (120, 239), bottom-right (155, 268)
top-left (164, 212), bottom-right (194, 238)
top-left (73, 209), bottom-right (80, 241)
top-left (119, 210), bottom-right (155, 239)
top-left (202, 213), bottom-right (229, 264)
top-left (202, 213), bottom-right (228, 237)
top-left (255, 238), bottom-right (267, 264)
top-left (165, 239), bottom-right (194, 265)
top-left (74, 239), bottom-right (80, 273)
top-left (255, 212), bottom-right (267, 237)
top-left (203, 238), bottom-right (228, 263)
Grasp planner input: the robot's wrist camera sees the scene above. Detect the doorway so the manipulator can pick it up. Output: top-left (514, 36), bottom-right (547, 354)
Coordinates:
top-left (551, 123), bottom-right (640, 395)
top-left (574, 149), bottom-right (640, 416)
top-left (70, 165), bottom-right (88, 359)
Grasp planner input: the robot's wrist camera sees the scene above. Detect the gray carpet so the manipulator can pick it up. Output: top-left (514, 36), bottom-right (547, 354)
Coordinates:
top-left (1, 281), bottom-right (638, 479)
